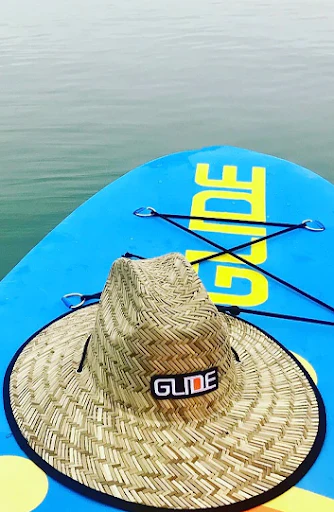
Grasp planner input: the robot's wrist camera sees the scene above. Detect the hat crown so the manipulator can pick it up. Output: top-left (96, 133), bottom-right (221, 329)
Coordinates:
top-left (86, 253), bottom-right (237, 421)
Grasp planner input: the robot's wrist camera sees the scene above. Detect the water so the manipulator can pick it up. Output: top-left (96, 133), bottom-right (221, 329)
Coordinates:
top-left (1, 0), bottom-right (334, 279)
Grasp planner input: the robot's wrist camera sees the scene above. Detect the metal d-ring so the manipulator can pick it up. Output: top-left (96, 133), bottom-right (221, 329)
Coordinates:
top-left (302, 219), bottom-right (325, 232)
top-left (133, 206), bottom-right (157, 217)
top-left (61, 293), bottom-right (85, 310)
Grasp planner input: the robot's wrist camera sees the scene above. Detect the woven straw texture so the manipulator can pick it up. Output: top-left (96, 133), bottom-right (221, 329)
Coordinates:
top-left (9, 253), bottom-right (320, 510)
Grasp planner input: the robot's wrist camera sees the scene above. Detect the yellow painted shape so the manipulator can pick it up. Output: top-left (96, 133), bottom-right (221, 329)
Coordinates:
top-left (292, 352), bottom-right (318, 384)
top-left (189, 189), bottom-right (265, 230)
top-left (209, 265), bottom-right (268, 307)
top-left (195, 163), bottom-right (266, 191)
top-left (190, 261), bottom-right (269, 307)
top-left (0, 455), bottom-right (48, 512)
top-left (190, 166), bottom-right (266, 237)
top-left (189, 220), bottom-right (266, 237)
top-left (185, 236), bottom-right (267, 266)
top-left (250, 506), bottom-right (280, 512)
top-left (266, 487), bottom-right (334, 512)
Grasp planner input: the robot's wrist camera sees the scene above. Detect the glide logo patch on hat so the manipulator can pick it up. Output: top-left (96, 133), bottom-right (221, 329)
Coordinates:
top-left (151, 368), bottom-right (218, 400)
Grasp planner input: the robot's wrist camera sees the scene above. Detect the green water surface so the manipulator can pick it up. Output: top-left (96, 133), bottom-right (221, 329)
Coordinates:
top-left (1, 0), bottom-right (334, 279)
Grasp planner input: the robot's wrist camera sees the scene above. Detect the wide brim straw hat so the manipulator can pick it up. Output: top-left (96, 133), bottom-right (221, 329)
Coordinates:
top-left (4, 253), bottom-right (325, 512)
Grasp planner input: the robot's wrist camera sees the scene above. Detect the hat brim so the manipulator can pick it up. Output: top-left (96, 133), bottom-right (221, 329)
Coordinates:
top-left (4, 303), bottom-right (325, 512)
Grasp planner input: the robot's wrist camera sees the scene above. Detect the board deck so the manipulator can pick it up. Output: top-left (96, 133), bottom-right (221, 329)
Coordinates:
top-left (1, 146), bottom-right (334, 512)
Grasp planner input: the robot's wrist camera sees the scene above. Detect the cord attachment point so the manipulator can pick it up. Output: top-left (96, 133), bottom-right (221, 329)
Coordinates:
top-left (61, 293), bottom-right (85, 310)
top-left (302, 219), bottom-right (325, 232)
top-left (133, 207), bottom-right (157, 217)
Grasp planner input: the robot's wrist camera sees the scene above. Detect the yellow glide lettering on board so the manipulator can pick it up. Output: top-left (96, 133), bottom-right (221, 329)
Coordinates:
top-left (187, 163), bottom-right (268, 307)
top-left (190, 165), bottom-right (266, 237)
top-left (187, 256), bottom-right (268, 306)
top-left (210, 265), bottom-right (268, 307)
top-left (185, 237), bottom-right (267, 266)
top-left (195, 164), bottom-right (265, 190)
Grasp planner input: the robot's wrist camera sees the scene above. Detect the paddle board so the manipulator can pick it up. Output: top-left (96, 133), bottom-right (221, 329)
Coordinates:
top-left (0, 146), bottom-right (333, 512)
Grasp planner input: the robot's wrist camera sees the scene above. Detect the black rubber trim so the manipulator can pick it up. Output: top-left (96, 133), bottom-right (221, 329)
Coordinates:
top-left (3, 303), bottom-right (326, 512)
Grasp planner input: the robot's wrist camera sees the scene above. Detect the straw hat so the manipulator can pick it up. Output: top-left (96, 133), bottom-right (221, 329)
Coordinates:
top-left (4, 253), bottom-right (325, 511)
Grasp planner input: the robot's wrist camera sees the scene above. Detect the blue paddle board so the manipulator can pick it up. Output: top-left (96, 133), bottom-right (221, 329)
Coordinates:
top-left (0, 146), bottom-right (333, 512)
